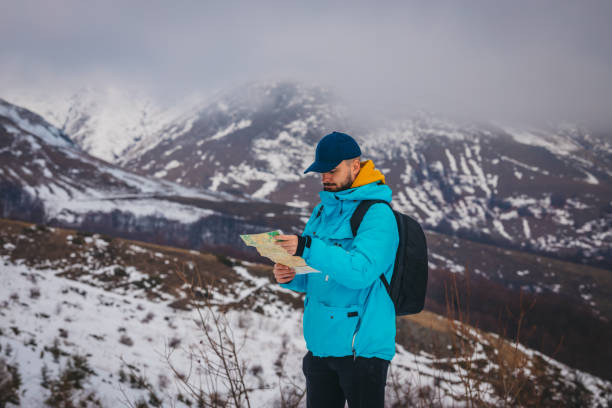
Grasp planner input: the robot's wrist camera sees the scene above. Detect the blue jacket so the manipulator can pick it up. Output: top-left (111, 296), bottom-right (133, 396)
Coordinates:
top-left (281, 161), bottom-right (399, 360)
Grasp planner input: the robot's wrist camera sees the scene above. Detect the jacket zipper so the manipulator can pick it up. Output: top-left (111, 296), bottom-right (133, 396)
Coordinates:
top-left (351, 279), bottom-right (378, 361)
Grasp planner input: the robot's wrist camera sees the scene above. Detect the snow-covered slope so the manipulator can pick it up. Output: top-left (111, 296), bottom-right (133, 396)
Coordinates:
top-left (10, 82), bottom-right (608, 269)
top-left (116, 81), bottom-right (348, 202)
top-left (88, 81), bottom-right (608, 269)
top-left (1, 87), bottom-right (203, 163)
top-left (358, 117), bottom-right (612, 266)
top-left (1, 220), bottom-right (609, 407)
top-left (0, 98), bottom-right (305, 253)
top-left (0, 98), bottom-right (232, 222)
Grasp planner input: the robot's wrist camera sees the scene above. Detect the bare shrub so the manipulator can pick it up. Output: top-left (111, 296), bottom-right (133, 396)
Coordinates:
top-left (117, 361), bottom-right (165, 408)
top-left (164, 264), bottom-right (254, 408)
top-left (168, 337), bottom-right (181, 349)
top-left (0, 358), bottom-right (21, 407)
top-left (119, 334), bottom-right (134, 347)
top-left (441, 269), bottom-right (542, 407)
top-left (386, 268), bottom-right (541, 407)
top-left (141, 312), bottom-right (155, 324)
top-left (157, 373), bottom-right (169, 390)
top-left (41, 354), bottom-right (101, 408)
top-left (30, 287), bottom-right (41, 299)
top-left (272, 333), bottom-right (305, 408)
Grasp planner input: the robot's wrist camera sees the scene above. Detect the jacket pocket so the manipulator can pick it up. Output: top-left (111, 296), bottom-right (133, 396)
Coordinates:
top-left (326, 223), bottom-right (355, 251)
top-left (327, 221), bottom-right (354, 240)
top-left (303, 299), bottom-right (360, 357)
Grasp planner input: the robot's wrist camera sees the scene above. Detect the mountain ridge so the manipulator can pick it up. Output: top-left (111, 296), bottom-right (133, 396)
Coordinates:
top-left (79, 80), bottom-right (612, 269)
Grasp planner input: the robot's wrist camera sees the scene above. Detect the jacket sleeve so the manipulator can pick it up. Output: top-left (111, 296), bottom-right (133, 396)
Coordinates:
top-left (302, 203), bottom-right (399, 289)
top-left (278, 203), bottom-right (321, 293)
top-left (280, 274), bottom-right (307, 292)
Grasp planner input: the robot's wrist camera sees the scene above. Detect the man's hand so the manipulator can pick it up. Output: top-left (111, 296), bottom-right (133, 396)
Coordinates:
top-left (273, 263), bottom-right (296, 283)
top-left (275, 234), bottom-right (299, 256)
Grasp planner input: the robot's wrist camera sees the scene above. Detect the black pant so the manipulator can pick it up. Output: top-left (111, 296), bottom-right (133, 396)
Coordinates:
top-left (302, 351), bottom-right (390, 408)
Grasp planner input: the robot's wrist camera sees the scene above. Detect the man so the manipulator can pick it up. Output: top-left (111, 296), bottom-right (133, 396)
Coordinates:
top-left (273, 131), bottom-right (399, 408)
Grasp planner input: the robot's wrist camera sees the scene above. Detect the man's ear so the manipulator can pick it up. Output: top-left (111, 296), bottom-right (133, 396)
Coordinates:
top-left (352, 158), bottom-right (361, 176)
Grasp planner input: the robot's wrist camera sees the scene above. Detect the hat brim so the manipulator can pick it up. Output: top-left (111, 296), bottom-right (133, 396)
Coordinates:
top-left (303, 160), bottom-right (341, 174)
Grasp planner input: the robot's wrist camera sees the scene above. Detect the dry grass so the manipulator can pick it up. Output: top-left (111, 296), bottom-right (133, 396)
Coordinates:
top-left (2, 217), bottom-right (610, 407)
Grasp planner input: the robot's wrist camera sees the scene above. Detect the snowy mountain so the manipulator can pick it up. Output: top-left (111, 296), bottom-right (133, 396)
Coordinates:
top-left (4, 83), bottom-right (611, 323)
top-left (104, 81), bottom-right (611, 270)
top-left (11, 81), bottom-right (608, 271)
top-left (117, 80), bottom-right (348, 202)
top-left (0, 98), bottom-right (306, 252)
top-left (358, 118), bottom-right (612, 267)
top-left (2, 85), bottom-right (612, 407)
top-left (1, 86), bottom-right (203, 163)
top-left (1, 219), bottom-right (610, 407)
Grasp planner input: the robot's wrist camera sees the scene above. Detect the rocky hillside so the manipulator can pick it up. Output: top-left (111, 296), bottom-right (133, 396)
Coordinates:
top-left (3, 87), bottom-right (610, 362)
top-left (117, 81), bottom-right (347, 202)
top-left (0, 97), bottom-right (307, 253)
top-left (1, 218), bottom-right (610, 407)
top-left (1, 86), bottom-right (202, 163)
top-left (3, 84), bottom-right (611, 402)
top-left (85, 81), bottom-right (611, 270)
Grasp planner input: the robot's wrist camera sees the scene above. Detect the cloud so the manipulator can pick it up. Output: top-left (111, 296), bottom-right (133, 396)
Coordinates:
top-left (1, 0), bottom-right (611, 128)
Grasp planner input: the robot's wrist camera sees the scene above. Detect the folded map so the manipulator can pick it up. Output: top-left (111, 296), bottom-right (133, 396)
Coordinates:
top-left (240, 230), bottom-right (320, 274)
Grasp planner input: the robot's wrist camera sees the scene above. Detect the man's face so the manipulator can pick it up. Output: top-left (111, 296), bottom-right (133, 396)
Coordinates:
top-left (321, 160), bottom-right (359, 192)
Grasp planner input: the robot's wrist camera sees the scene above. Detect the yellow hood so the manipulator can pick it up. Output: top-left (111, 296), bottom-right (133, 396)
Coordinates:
top-left (351, 160), bottom-right (385, 188)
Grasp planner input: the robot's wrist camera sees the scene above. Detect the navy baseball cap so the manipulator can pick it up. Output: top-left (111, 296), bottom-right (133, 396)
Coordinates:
top-left (304, 131), bottom-right (362, 174)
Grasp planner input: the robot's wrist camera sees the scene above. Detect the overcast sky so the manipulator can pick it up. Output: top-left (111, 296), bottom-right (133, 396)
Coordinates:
top-left (1, 1), bottom-right (611, 128)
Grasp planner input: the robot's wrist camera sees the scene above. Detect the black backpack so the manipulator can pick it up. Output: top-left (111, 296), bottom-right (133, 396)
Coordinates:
top-left (350, 200), bottom-right (428, 316)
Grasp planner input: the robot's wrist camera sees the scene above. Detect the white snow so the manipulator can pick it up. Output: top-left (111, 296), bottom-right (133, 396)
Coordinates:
top-left (522, 219), bottom-right (531, 239)
top-left (504, 127), bottom-right (581, 157)
top-left (0, 258), bottom-right (304, 407)
top-left (500, 155), bottom-right (549, 175)
top-left (516, 269), bottom-right (530, 277)
top-left (128, 245), bottom-right (148, 254)
top-left (459, 155), bottom-right (472, 176)
top-left (286, 199), bottom-right (310, 208)
top-left (3, 86), bottom-right (204, 163)
top-left (252, 181), bottom-right (278, 199)
top-left (431, 253), bottom-right (465, 274)
top-left (209, 119), bottom-right (252, 141)
top-left (0, 101), bottom-right (73, 149)
top-left (163, 144), bottom-right (183, 157)
top-left (581, 169), bottom-right (599, 185)
top-left (499, 210), bottom-right (518, 220)
top-left (492, 220), bottom-right (513, 241)
top-left (49, 198), bottom-right (216, 225)
top-left (164, 160), bottom-right (181, 171)
top-left (1, 252), bottom-right (610, 407)
top-left (445, 149), bottom-right (458, 173)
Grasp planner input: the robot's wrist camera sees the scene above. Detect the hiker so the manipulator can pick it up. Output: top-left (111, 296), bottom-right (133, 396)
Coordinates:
top-left (274, 131), bottom-right (399, 408)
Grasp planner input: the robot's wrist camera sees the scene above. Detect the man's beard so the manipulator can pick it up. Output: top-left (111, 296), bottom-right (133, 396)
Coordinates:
top-left (323, 175), bottom-right (353, 192)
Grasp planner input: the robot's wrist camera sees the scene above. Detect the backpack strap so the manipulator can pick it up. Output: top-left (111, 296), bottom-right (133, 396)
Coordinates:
top-left (350, 199), bottom-right (394, 297)
top-left (349, 199), bottom-right (389, 236)
top-left (379, 273), bottom-right (392, 294)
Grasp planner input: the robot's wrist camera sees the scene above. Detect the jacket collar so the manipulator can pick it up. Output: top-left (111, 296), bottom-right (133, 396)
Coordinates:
top-left (351, 160), bottom-right (385, 187)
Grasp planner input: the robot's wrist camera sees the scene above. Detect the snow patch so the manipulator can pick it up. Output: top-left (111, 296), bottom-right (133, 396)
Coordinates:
top-left (209, 119), bottom-right (252, 141)
top-left (164, 160), bottom-right (181, 171)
